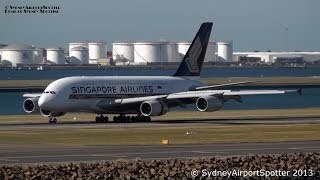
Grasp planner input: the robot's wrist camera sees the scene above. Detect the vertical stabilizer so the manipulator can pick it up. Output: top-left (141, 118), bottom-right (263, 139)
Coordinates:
top-left (174, 22), bottom-right (213, 77)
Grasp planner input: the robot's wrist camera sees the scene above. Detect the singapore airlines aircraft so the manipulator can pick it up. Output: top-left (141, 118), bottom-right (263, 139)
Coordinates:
top-left (23, 22), bottom-right (297, 123)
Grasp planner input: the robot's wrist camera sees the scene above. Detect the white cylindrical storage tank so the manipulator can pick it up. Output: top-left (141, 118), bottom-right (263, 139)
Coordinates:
top-left (204, 42), bottom-right (215, 62)
top-left (69, 42), bottom-right (88, 55)
top-left (177, 42), bottom-right (191, 61)
top-left (134, 41), bottom-right (169, 63)
top-left (217, 41), bottom-right (233, 61)
top-left (46, 47), bottom-right (65, 64)
top-left (70, 46), bottom-right (89, 64)
top-left (88, 42), bottom-right (106, 60)
top-left (167, 42), bottom-right (179, 62)
top-left (112, 42), bottom-right (135, 62)
top-left (33, 48), bottom-right (45, 64)
top-left (0, 44), bottom-right (34, 67)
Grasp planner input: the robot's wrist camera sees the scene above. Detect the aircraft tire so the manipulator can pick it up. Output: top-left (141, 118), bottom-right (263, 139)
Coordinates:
top-left (49, 117), bottom-right (57, 124)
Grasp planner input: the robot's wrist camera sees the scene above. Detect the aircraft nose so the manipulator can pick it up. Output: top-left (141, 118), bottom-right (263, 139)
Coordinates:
top-left (38, 95), bottom-right (48, 109)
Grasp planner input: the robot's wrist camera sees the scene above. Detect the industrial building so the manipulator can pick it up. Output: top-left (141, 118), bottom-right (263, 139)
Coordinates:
top-left (233, 52), bottom-right (320, 64)
top-left (112, 41), bottom-right (135, 63)
top-left (112, 41), bottom-right (217, 64)
top-left (217, 41), bottom-right (233, 61)
top-left (177, 41), bottom-right (216, 62)
top-left (133, 41), bottom-right (179, 64)
top-left (88, 42), bottom-right (106, 60)
top-left (69, 46), bottom-right (89, 64)
top-left (1, 39), bottom-right (320, 68)
top-left (69, 41), bottom-right (107, 64)
top-left (0, 44), bottom-right (34, 67)
top-left (33, 48), bottom-right (45, 64)
top-left (46, 47), bottom-right (65, 64)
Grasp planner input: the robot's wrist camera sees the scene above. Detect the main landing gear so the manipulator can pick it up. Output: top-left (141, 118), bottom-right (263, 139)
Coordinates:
top-left (94, 115), bottom-right (151, 123)
top-left (95, 115), bottom-right (109, 123)
top-left (113, 115), bottom-right (151, 123)
top-left (49, 117), bottom-right (57, 124)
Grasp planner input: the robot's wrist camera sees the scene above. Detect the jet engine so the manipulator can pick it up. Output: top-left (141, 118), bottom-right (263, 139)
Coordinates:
top-left (40, 109), bottom-right (65, 117)
top-left (196, 96), bottom-right (223, 112)
top-left (140, 100), bottom-right (169, 116)
top-left (23, 97), bottom-right (40, 114)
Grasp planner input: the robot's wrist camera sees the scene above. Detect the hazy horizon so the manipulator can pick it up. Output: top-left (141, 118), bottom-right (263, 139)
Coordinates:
top-left (0, 0), bottom-right (319, 51)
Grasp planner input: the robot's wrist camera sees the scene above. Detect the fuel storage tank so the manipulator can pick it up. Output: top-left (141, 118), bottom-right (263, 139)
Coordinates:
top-left (46, 47), bottom-right (65, 64)
top-left (69, 46), bottom-right (89, 64)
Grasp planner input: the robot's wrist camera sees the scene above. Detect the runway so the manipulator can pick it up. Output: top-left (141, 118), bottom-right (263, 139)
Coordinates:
top-left (0, 116), bottom-right (320, 130)
top-left (0, 141), bottom-right (319, 165)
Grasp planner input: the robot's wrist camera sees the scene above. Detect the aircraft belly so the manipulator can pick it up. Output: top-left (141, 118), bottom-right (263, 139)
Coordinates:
top-left (96, 103), bottom-right (140, 114)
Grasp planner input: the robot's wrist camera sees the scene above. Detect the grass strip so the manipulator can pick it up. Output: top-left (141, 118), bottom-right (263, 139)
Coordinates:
top-left (0, 124), bottom-right (319, 145)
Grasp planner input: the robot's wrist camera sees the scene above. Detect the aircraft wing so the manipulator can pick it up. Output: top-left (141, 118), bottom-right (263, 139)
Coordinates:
top-left (194, 81), bottom-right (255, 90)
top-left (167, 89), bottom-right (294, 99)
top-left (23, 93), bottom-right (42, 98)
top-left (96, 89), bottom-right (297, 109)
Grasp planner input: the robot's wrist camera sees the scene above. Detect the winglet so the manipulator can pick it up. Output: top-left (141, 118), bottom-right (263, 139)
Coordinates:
top-left (174, 22), bottom-right (213, 77)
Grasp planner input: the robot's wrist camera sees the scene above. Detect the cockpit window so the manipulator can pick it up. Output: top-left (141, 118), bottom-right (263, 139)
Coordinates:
top-left (43, 91), bottom-right (56, 94)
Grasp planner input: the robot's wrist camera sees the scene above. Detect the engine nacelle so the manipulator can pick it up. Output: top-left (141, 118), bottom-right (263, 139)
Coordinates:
top-left (40, 109), bottom-right (65, 117)
top-left (196, 96), bottom-right (223, 112)
top-left (23, 97), bottom-right (40, 114)
top-left (140, 100), bottom-right (169, 116)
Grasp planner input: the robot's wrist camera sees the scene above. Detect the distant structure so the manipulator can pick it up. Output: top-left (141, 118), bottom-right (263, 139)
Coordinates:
top-left (69, 42), bottom-right (88, 53)
top-left (176, 41), bottom-right (216, 62)
top-left (112, 41), bottom-right (135, 63)
top-left (46, 47), bottom-right (65, 64)
top-left (112, 40), bottom-right (215, 64)
top-left (69, 46), bottom-right (89, 64)
top-left (0, 44), bottom-right (6, 63)
top-left (133, 41), bottom-right (179, 64)
top-left (177, 42), bottom-right (191, 61)
top-left (33, 48), bottom-right (45, 64)
top-left (233, 52), bottom-right (320, 64)
top-left (88, 42), bottom-right (106, 60)
top-left (166, 42), bottom-right (179, 63)
top-left (205, 42), bottom-right (216, 62)
top-left (217, 41), bottom-right (233, 61)
top-left (0, 44), bottom-right (34, 67)
top-left (69, 41), bottom-right (106, 64)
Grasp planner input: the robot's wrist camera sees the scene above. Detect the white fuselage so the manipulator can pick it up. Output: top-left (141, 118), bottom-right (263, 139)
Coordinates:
top-left (38, 76), bottom-right (205, 114)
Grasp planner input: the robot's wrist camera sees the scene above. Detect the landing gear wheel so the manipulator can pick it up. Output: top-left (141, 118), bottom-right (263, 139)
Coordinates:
top-left (113, 116), bottom-right (118, 123)
top-left (96, 115), bottom-right (108, 123)
top-left (104, 116), bottom-right (108, 123)
top-left (112, 115), bottom-right (152, 123)
top-left (95, 116), bottom-right (100, 123)
top-left (49, 117), bottom-right (57, 124)
top-left (131, 116), bottom-right (136, 122)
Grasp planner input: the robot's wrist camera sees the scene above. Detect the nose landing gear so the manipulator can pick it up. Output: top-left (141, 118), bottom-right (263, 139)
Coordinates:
top-left (49, 117), bottom-right (57, 124)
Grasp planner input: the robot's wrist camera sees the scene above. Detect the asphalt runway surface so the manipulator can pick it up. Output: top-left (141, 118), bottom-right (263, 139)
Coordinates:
top-left (0, 116), bottom-right (320, 130)
top-left (1, 117), bottom-right (319, 165)
top-left (0, 141), bottom-right (319, 165)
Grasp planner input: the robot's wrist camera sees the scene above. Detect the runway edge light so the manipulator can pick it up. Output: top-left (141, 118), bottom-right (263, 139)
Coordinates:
top-left (162, 139), bottom-right (169, 145)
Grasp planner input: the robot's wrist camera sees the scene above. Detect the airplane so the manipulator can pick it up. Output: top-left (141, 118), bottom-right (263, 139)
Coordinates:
top-left (22, 22), bottom-right (299, 124)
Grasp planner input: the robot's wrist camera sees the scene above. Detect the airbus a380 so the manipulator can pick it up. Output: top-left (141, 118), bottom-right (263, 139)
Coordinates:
top-left (23, 22), bottom-right (298, 123)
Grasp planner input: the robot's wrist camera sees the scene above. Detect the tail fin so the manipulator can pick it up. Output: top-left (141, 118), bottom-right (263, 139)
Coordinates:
top-left (174, 22), bottom-right (213, 77)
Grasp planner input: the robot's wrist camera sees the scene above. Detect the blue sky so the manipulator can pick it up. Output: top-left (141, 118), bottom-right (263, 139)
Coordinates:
top-left (0, 0), bottom-right (319, 51)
